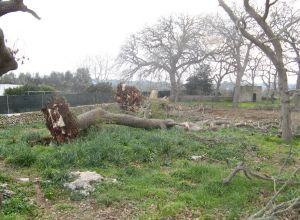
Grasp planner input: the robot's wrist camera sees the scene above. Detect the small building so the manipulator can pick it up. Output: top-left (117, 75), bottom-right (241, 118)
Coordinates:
top-left (239, 85), bottom-right (262, 102)
top-left (0, 84), bottom-right (22, 96)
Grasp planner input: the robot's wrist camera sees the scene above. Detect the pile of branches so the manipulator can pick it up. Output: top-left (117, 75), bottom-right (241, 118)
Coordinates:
top-left (115, 83), bottom-right (143, 112)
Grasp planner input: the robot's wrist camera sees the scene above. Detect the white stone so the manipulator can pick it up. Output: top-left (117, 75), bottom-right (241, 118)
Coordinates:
top-left (17, 178), bottom-right (30, 183)
top-left (64, 171), bottom-right (105, 195)
top-left (190, 154), bottom-right (207, 161)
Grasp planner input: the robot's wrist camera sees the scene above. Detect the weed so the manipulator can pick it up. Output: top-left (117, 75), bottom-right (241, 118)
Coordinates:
top-left (6, 145), bottom-right (37, 167)
top-left (1, 197), bottom-right (36, 216)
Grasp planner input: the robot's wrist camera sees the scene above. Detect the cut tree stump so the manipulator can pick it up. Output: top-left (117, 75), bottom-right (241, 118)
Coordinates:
top-left (42, 96), bottom-right (178, 143)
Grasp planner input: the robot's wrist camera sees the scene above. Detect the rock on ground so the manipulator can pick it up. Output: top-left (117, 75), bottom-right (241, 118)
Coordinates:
top-left (64, 171), bottom-right (116, 196)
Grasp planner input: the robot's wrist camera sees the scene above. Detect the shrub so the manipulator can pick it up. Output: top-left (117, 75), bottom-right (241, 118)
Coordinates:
top-left (4, 84), bottom-right (55, 96)
top-left (86, 82), bottom-right (113, 93)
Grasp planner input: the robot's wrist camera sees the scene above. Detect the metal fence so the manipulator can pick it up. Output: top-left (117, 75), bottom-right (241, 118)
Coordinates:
top-left (0, 92), bottom-right (113, 114)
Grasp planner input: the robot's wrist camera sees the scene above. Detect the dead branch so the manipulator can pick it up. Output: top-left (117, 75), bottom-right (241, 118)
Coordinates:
top-left (248, 167), bottom-right (300, 219)
top-left (0, 29), bottom-right (18, 76)
top-left (223, 162), bottom-right (295, 185)
top-left (0, 0), bottom-right (40, 19)
top-left (0, 0), bottom-right (40, 76)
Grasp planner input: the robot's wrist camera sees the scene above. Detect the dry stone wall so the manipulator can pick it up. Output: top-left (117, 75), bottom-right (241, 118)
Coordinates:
top-left (0, 103), bottom-right (118, 126)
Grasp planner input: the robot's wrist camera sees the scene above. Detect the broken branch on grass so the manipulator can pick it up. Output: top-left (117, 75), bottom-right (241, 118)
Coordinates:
top-left (248, 166), bottom-right (300, 219)
top-left (223, 162), bottom-right (296, 185)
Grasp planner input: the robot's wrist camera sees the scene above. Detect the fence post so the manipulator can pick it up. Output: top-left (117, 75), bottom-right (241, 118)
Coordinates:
top-left (42, 92), bottom-right (44, 108)
top-left (6, 95), bottom-right (9, 114)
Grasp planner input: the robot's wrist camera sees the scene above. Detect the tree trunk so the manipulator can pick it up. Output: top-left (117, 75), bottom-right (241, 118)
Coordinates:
top-left (296, 61), bottom-right (300, 90)
top-left (214, 79), bottom-right (221, 96)
top-left (169, 72), bottom-right (178, 102)
top-left (277, 65), bottom-right (292, 140)
top-left (233, 73), bottom-right (242, 108)
top-left (77, 108), bottom-right (177, 130)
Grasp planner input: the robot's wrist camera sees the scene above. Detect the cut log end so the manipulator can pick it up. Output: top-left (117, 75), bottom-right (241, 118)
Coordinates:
top-left (41, 96), bottom-right (79, 144)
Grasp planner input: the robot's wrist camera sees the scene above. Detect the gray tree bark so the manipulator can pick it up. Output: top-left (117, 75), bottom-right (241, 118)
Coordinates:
top-left (77, 108), bottom-right (177, 130)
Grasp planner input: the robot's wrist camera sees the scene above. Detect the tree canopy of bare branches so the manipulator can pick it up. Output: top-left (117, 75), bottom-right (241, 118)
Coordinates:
top-left (207, 15), bottom-right (252, 107)
top-left (218, 0), bottom-right (300, 140)
top-left (81, 55), bottom-right (114, 83)
top-left (118, 15), bottom-right (215, 101)
top-left (0, 0), bottom-right (40, 77)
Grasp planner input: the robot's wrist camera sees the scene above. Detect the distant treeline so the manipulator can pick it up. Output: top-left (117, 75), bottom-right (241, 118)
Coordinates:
top-left (0, 68), bottom-right (113, 95)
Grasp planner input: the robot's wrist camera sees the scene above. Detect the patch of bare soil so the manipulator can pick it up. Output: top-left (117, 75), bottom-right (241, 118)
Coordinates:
top-left (39, 200), bottom-right (135, 220)
top-left (209, 108), bottom-right (279, 121)
top-left (167, 104), bottom-right (279, 124)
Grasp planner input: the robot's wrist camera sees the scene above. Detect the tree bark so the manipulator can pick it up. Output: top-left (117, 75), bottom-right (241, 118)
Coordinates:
top-left (295, 55), bottom-right (300, 90)
top-left (169, 71), bottom-right (178, 102)
top-left (233, 73), bottom-right (242, 108)
top-left (77, 108), bottom-right (177, 130)
top-left (0, 0), bottom-right (40, 76)
top-left (277, 64), bottom-right (292, 140)
top-left (0, 29), bottom-right (18, 76)
top-left (215, 80), bottom-right (221, 96)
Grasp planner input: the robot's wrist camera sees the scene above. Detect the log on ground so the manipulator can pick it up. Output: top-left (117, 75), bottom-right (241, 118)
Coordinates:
top-left (42, 96), bottom-right (178, 143)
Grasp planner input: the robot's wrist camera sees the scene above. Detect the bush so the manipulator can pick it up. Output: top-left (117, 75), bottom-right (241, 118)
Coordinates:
top-left (4, 84), bottom-right (55, 96)
top-left (86, 82), bottom-right (113, 93)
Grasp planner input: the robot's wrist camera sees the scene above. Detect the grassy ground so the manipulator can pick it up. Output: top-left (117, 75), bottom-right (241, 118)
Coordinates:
top-left (0, 109), bottom-right (299, 220)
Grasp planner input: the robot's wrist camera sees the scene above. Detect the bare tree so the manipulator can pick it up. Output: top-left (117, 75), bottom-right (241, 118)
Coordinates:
top-left (210, 44), bottom-right (235, 95)
top-left (118, 15), bottom-right (215, 101)
top-left (208, 15), bottom-right (252, 107)
top-left (272, 3), bottom-right (300, 89)
top-left (245, 50), bottom-right (264, 91)
top-left (260, 58), bottom-right (278, 101)
top-left (284, 30), bottom-right (300, 89)
top-left (218, 0), bottom-right (300, 140)
top-left (0, 0), bottom-right (40, 77)
top-left (82, 55), bottom-right (114, 83)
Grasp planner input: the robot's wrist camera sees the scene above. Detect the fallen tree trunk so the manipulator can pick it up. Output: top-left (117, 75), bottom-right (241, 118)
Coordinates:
top-left (42, 96), bottom-right (178, 143)
top-left (77, 108), bottom-right (177, 130)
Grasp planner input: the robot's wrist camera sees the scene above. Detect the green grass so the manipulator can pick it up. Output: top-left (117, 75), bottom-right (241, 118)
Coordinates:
top-left (0, 120), bottom-right (299, 219)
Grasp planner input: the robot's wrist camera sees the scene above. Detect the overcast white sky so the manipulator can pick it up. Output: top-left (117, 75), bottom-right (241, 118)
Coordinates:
top-left (0, 0), bottom-right (220, 76)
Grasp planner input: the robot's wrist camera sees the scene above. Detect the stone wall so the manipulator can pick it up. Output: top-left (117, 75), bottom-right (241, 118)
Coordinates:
top-left (179, 95), bottom-right (232, 102)
top-left (239, 86), bottom-right (262, 102)
top-left (0, 103), bottom-right (118, 126)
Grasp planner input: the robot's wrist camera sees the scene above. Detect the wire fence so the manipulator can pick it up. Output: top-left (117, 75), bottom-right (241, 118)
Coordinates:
top-left (0, 92), bottom-right (114, 114)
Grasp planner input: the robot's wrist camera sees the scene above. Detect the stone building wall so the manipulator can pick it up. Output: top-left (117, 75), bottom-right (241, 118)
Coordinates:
top-left (239, 86), bottom-right (262, 102)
